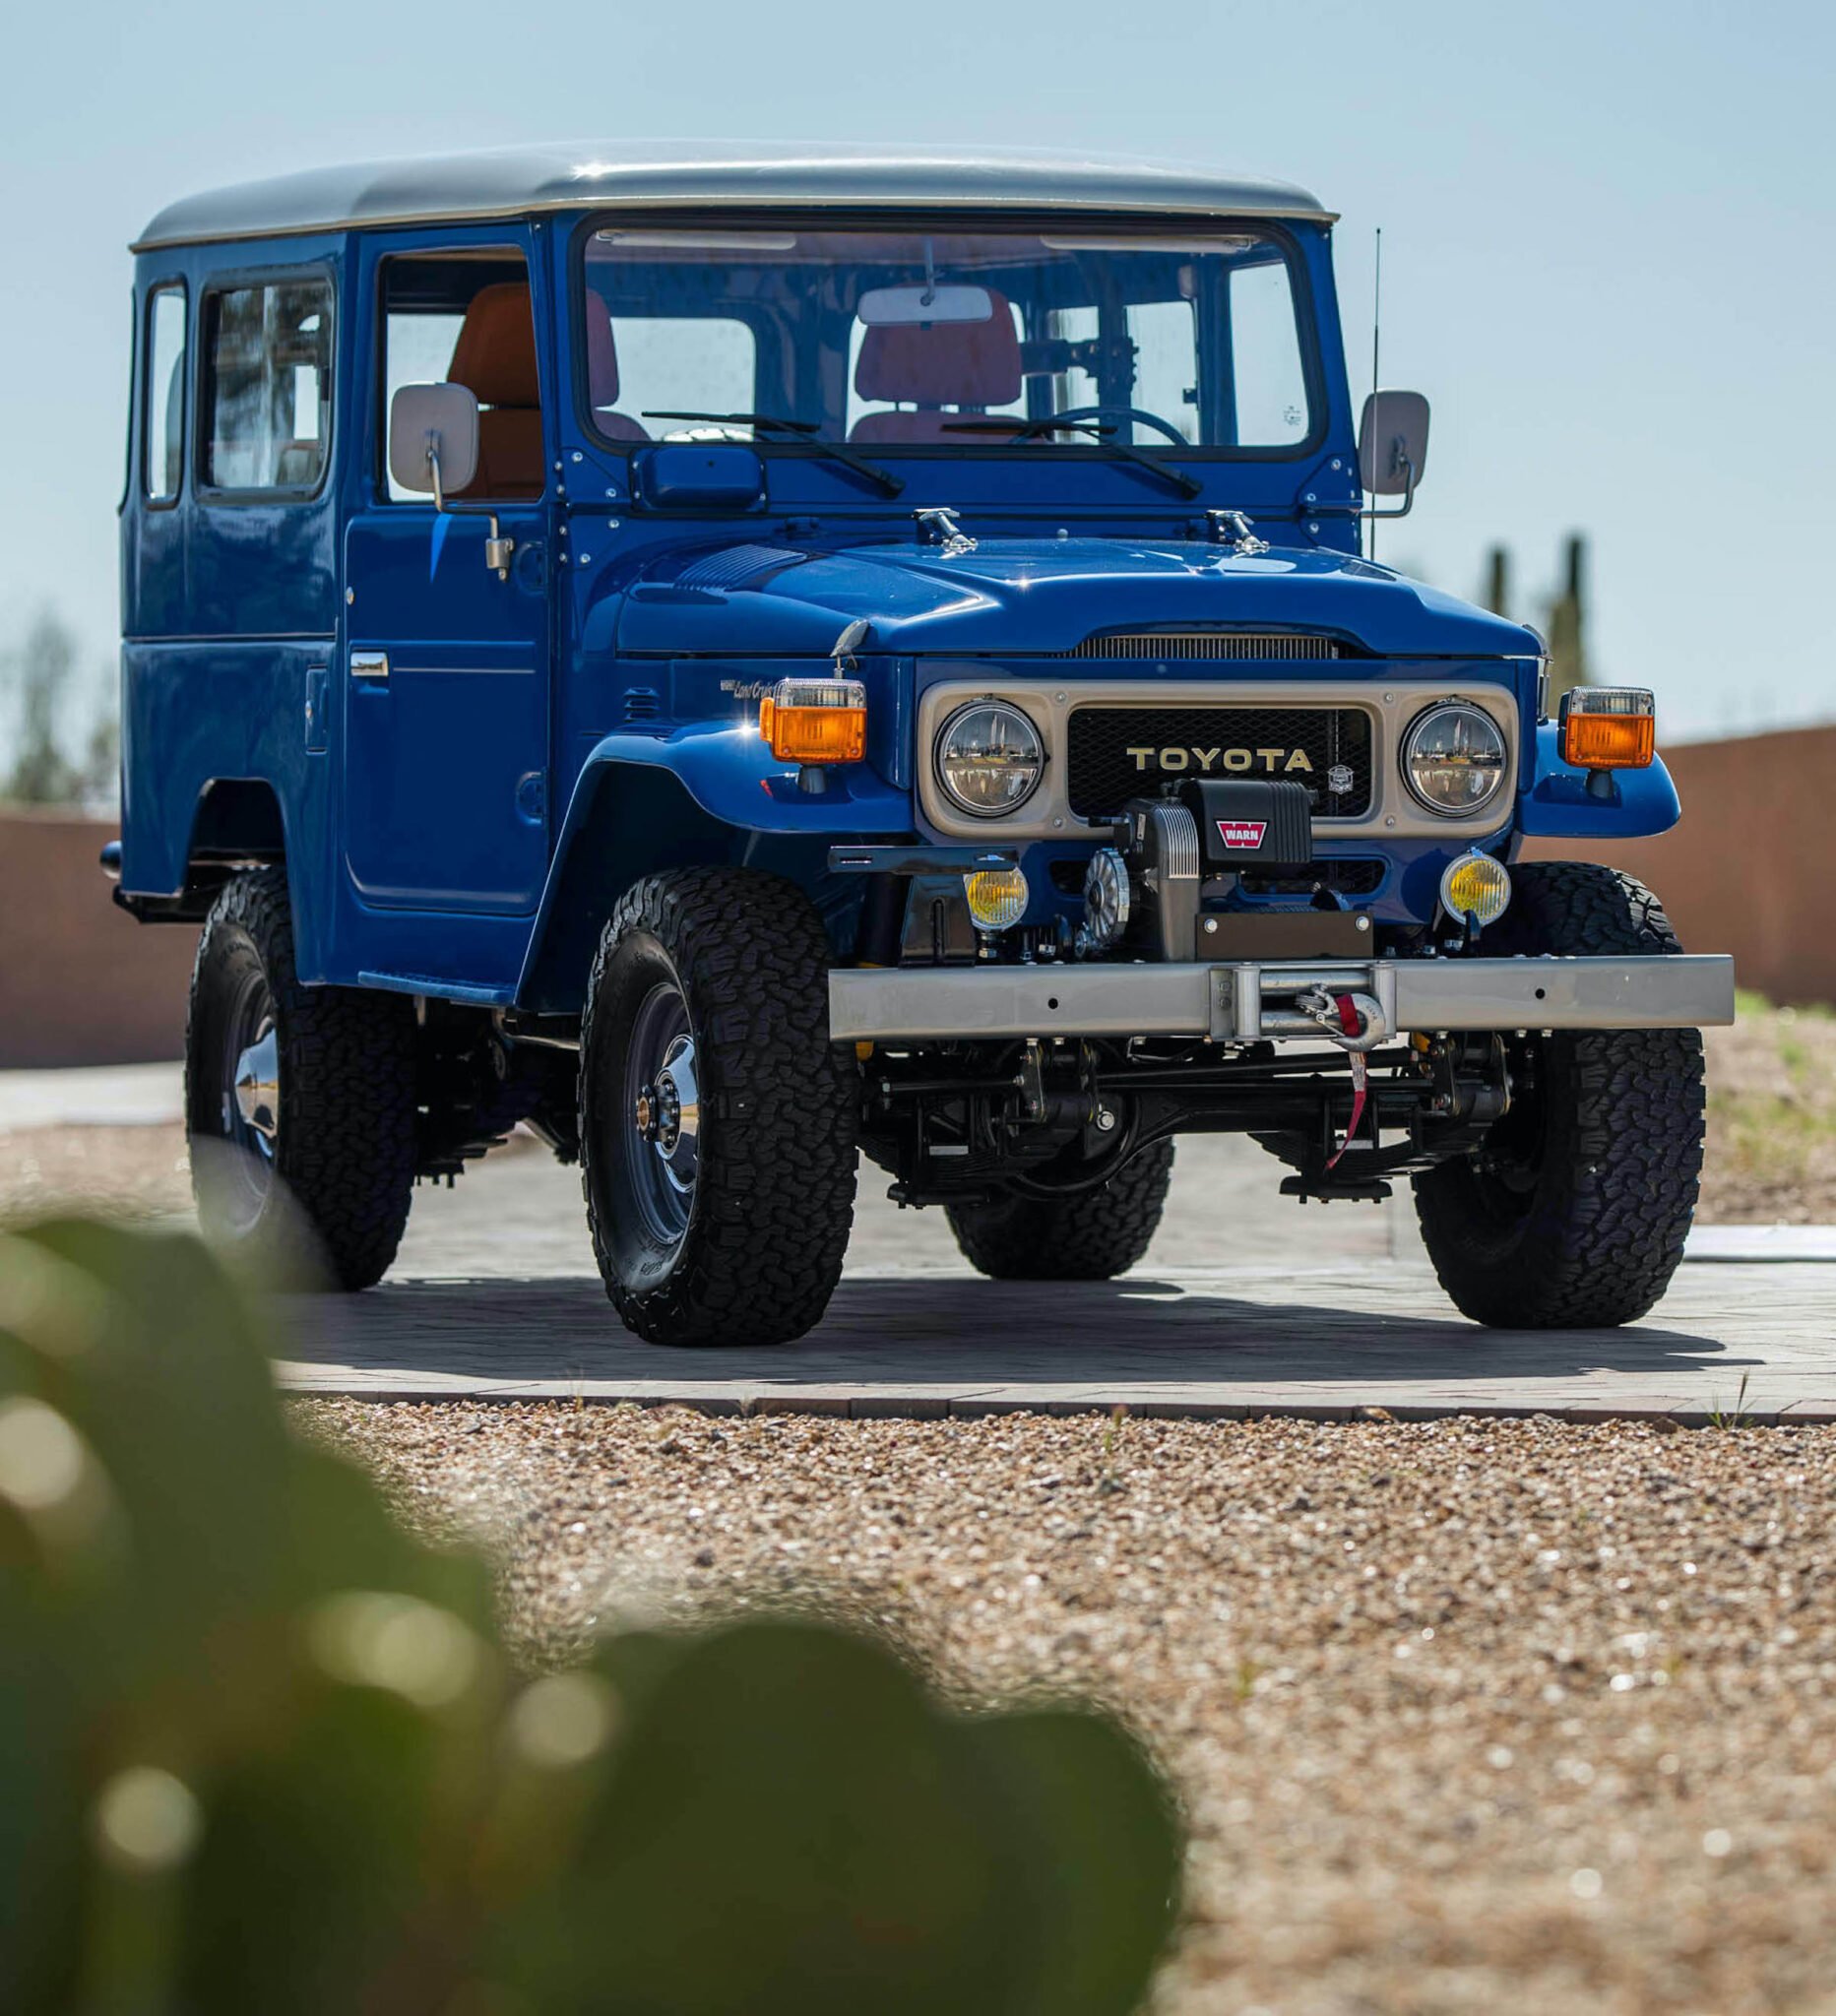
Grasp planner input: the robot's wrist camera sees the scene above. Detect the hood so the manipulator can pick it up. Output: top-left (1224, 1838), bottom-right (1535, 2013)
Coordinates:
top-left (615, 534), bottom-right (1541, 661)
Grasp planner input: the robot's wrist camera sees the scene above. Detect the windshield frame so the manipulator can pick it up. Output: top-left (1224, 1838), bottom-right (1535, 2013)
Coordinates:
top-left (566, 209), bottom-right (1330, 470)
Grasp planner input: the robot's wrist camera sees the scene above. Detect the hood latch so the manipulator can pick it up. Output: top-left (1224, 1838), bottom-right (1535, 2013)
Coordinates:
top-left (915, 507), bottom-right (977, 557)
top-left (1207, 509), bottom-right (1270, 556)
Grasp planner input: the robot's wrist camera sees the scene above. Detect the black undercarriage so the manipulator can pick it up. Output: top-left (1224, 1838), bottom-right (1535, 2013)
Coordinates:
top-left (855, 1032), bottom-right (1514, 1210)
top-left (438, 1000), bottom-right (1516, 1215)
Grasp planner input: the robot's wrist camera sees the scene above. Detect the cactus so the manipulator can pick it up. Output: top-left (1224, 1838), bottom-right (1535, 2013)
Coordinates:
top-left (1483, 544), bottom-right (1510, 619)
top-left (0, 1219), bottom-right (1181, 2016)
top-left (1543, 533), bottom-right (1592, 707)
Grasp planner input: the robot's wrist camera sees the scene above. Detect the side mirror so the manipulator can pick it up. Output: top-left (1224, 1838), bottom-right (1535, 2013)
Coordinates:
top-left (1359, 389), bottom-right (1430, 500)
top-left (389, 382), bottom-right (479, 502)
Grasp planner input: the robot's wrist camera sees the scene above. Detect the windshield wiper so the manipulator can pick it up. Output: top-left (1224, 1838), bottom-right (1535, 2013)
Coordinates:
top-left (943, 417), bottom-right (1204, 500)
top-left (642, 411), bottom-right (904, 498)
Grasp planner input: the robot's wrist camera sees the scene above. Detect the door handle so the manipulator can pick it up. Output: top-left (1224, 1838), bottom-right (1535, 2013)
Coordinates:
top-left (349, 651), bottom-right (389, 681)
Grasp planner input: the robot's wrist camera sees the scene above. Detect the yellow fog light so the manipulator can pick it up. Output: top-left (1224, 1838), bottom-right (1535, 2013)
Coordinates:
top-left (963, 867), bottom-right (1029, 932)
top-left (1439, 851), bottom-right (1512, 927)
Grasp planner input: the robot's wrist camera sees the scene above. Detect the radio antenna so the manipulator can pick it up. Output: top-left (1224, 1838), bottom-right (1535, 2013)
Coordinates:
top-left (1367, 225), bottom-right (1382, 562)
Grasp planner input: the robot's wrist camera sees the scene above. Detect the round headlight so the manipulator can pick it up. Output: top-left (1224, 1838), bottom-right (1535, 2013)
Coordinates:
top-left (934, 700), bottom-right (1045, 817)
top-left (1401, 702), bottom-right (1508, 816)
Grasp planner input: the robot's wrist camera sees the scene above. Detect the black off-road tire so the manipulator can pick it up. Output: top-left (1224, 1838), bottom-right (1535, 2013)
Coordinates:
top-left (186, 867), bottom-right (417, 1290)
top-left (946, 1139), bottom-right (1175, 1281)
top-left (579, 868), bottom-right (858, 1347)
top-left (1413, 862), bottom-right (1705, 1329)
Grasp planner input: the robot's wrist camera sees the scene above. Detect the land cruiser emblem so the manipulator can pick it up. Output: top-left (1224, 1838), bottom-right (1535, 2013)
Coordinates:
top-left (1218, 819), bottom-right (1268, 850)
top-left (1125, 746), bottom-right (1314, 776)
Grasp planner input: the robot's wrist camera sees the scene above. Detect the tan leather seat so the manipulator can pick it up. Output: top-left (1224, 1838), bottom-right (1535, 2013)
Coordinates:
top-left (850, 289), bottom-right (1025, 443)
top-left (585, 294), bottom-right (650, 443)
top-left (446, 283), bottom-right (545, 498)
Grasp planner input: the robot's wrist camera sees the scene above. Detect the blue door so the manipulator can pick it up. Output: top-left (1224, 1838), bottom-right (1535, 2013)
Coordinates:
top-left (341, 232), bottom-right (552, 914)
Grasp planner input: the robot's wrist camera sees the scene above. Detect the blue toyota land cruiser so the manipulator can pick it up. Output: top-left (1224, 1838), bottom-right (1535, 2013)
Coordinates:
top-left (113, 143), bottom-right (1734, 1345)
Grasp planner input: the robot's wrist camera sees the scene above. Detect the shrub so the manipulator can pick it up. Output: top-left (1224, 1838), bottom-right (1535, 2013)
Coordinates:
top-left (0, 1219), bottom-right (1181, 2015)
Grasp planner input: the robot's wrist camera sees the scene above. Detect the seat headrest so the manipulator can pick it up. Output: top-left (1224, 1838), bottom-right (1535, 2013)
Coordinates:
top-left (854, 289), bottom-right (1021, 408)
top-left (584, 293), bottom-right (620, 409)
top-left (448, 283), bottom-right (539, 409)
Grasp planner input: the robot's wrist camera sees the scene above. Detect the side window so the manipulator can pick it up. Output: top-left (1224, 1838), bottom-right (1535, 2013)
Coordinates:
top-left (381, 253), bottom-right (542, 501)
top-left (143, 284), bottom-right (187, 503)
top-left (1228, 262), bottom-right (1308, 448)
top-left (203, 278), bottom-right (333, 492)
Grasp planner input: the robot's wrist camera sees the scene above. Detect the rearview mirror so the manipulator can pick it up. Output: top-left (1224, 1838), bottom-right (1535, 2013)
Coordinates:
top-left (857, 284), bottom-right (994, 327)
top-left (389, 382), bottom-right (479, 501)
top-left (1359, 390), bottom-right (1430, 499)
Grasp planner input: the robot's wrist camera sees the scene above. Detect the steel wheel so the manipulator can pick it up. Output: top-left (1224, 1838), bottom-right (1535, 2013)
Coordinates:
top-left (623, 981), bottom-right (700, 1251)
top-left (186, 868), bottom-right (418, 1290)
top-left (579, 867), bottom-right (859, 1347)
top-left (204, 947), bottom-right (282, 1235)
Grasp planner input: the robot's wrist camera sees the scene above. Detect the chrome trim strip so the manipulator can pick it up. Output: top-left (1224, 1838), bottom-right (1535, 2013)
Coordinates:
top-left (829, 955), bottom-right (1736, 1044)
top-left (913, 674), bottom-right (1519, 844)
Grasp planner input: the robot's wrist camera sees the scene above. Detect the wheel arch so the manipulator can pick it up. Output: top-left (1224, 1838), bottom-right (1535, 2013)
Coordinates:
top-left (518, 763), bottom-right (767, 1015)
top-left (120, 776), bottom-right (295, 923)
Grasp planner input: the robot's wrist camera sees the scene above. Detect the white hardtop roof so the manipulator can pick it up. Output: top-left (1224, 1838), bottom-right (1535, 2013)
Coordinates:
top-left (133, 141), bottom-right (1334, 252)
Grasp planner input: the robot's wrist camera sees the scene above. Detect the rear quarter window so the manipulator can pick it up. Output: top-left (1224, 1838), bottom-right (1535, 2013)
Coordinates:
top-left (143, 284), bottom-right (187, 503)
top-left (202, 278), bottom-right (334, 493)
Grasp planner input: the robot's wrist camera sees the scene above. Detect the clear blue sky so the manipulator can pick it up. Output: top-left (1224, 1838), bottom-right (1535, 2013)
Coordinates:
top-left (3, 0), bottom-right (1831, 742)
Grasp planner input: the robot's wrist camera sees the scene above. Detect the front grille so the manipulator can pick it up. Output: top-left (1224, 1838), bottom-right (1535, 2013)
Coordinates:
top-left (1060, 632), bottom-right (1339, 662)
top-left (1065, 706), bottom-right (1373, 820)
top-left (1236, 859), bottom-right (1387, 897)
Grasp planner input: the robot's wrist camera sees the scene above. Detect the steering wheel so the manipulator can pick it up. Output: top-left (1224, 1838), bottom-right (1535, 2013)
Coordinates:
top-left (1016, 404), bottom-right (1191, 448)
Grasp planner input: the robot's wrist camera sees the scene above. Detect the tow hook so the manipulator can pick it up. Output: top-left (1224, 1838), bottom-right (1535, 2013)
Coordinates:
top-left (1295, 986), bottom-right (1388, 1052)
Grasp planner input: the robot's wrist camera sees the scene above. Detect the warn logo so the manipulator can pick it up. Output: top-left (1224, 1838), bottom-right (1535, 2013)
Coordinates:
top-left (1217, 819), bottom-right (1269, 850)
top-left (1125, 746), bottom-right (1314, 776)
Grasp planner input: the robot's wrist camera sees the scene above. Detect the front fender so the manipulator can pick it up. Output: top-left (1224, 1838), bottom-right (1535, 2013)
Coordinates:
top-left (514, 727), bottom-right (914, 1013)
top-left (581, 722), bottom-right (914, 834)
top-left (1515, 725), bottom-right (1682, 839)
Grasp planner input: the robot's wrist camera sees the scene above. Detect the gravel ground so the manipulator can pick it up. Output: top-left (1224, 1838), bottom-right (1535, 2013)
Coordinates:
top-left (296, 1401), bottom-right (1836, 2016)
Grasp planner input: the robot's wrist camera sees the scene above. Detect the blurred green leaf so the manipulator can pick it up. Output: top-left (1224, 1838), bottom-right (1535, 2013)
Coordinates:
top-left (0, 1219), bottom-right (1184, 2016)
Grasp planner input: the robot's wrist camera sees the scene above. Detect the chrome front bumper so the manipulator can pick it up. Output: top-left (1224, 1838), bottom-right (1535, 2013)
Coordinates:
top-left (830, 955), bottom-right (1737, 1045)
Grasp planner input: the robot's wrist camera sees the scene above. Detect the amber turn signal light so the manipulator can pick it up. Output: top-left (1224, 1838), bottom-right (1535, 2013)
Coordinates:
top-left (1558, 687), bottom-right (1656, 770)
top-left (760, 677), bottom-right (867, 765)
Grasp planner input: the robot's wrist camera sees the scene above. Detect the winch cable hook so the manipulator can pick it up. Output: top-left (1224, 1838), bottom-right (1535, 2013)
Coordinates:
top-left (1324, 992), bottom-right (1371, 1172)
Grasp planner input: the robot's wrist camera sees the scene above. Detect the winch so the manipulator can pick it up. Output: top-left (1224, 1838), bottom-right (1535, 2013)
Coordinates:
top-left (1080, 778), bottom-right (1376, 967)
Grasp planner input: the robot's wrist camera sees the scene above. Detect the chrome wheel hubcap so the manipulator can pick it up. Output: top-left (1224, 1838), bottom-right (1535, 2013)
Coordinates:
top-left (233, 1026), bottom-right (280, 1155)
top-left (635, 1032), bottom-right (700, 1194)
top-left (621, 982), bottom-right (700, 1248)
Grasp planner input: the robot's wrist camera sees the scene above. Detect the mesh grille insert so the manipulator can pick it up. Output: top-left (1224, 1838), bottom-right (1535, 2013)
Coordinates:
top-left (1066, 706), bottom-right (1373, 820)
top-left (1060, 632), bottom-right (1339, 662)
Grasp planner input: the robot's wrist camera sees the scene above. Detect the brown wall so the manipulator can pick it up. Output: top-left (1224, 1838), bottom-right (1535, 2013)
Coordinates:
top-left (0, 812), bottom-right (197, 1067)
top-left (1524, 724), bottom-right (1836, 1006)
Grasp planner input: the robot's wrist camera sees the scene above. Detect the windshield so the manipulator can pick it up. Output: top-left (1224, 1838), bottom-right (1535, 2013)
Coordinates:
top-left (578, 223), bottom-right (1314, 457)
